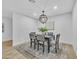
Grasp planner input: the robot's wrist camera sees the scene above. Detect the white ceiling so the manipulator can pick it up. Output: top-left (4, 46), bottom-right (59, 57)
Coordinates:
top-left (2, 0), bottom-right (76, 19)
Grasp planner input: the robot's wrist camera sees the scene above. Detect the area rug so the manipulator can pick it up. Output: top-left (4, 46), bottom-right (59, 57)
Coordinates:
top-left (14, 42), bottom-right (68, 59)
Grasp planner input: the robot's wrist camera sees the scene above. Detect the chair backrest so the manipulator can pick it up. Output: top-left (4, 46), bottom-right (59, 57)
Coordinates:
top-left (47, 32), bottom-right (53, 36)
top-left (29, 32), bottom-right (36, 40)
top-left (52, 35), bottom-right (55, 40)
top-left (37, 34), bottom-right (45, 41)
top-left (47, 32), bottom-right (56, 40)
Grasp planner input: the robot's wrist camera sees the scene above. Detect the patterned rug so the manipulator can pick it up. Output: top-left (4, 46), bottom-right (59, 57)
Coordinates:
top-left (14, 43), bottom-right (68, 59)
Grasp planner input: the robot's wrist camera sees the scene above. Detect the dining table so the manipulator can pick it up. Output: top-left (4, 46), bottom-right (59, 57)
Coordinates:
top-left (31, 31), bottom-right (59, 53)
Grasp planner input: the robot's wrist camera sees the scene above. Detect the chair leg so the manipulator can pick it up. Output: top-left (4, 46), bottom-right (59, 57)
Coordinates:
top-left (55, 47), bottom-right (57, 53)
top-left (34, 39), bottom-right (36, 49)
top-left (55, 44), bottom-right (58, 53)
top-left (58, 43), bottom-right (59, 50)
top-left (37, 41), bottom-right (39, 50)
top-left (30, 39), bottom-right (32, 48)
top-left (43, 42), bottom-right (44, 53)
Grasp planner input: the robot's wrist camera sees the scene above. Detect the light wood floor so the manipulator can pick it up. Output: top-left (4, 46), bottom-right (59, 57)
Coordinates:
top-left (2, 40), bottom-right (76, 59)
top-left (2, 40), bottom-right (26, 59)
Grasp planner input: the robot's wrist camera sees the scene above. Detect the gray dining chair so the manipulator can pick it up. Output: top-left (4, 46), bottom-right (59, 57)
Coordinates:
top-left (55, 34), bottom-right (60, 53)
top-left (50, 33), bottom-right (60, 53)
top-left (47, 32), bottom-right (55, 47)
top-left (29, 32), bottom-right (37, 49)
top-left (37, 34), bottom-right (45, 53)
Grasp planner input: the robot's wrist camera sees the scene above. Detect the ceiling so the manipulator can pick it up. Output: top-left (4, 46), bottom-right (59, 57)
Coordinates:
top-left (2, 0), bottom-right (76, 19)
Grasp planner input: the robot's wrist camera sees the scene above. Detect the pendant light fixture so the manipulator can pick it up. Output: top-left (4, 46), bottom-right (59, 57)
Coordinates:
top-left (39, 10), bottom-right (48, 24)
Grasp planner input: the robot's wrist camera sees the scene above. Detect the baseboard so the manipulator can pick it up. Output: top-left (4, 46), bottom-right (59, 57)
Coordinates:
top-left (60, 41), bottom-right (72, 45)
top-left (2, 38), bottom-right (12, 42)
top-left (2, 40), bottom-right (12, 43)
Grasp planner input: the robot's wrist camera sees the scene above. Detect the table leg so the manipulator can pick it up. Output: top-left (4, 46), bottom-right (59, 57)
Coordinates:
top-left (55, 44), bottom-right (57, 53)
top-left (48, 38), bottom-right (50, 53)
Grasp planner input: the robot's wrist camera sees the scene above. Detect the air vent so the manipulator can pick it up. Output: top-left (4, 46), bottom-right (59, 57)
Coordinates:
top-left (28, 0), bottom-right (36, 3)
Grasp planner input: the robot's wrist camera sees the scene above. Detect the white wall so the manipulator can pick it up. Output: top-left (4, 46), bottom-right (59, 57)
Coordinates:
top-left (13, 13), bottom-right (38, 46)
top-left (72, 2), bottom-right (77, 53)
top-left (46, 13), bottom-right (73, 44)
top-left (2, 17), bottom-right (12, 41)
